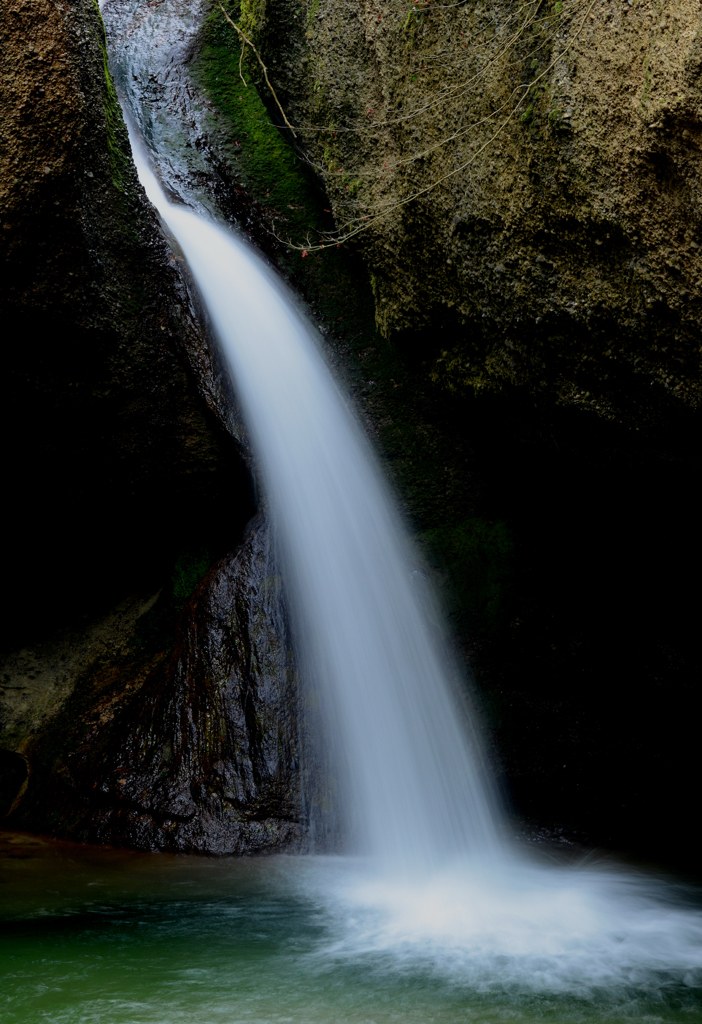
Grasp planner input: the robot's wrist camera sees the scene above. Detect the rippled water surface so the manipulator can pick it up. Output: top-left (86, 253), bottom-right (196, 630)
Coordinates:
top-left (2, 832), bottom-right (702, 1024)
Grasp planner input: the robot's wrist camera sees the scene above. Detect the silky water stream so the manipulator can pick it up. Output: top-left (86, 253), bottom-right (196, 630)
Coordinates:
top-left (2, 4), bottom-right (702, 1020)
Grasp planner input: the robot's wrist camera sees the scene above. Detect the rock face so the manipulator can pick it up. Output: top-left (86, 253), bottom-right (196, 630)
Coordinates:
top-left (3, 0), bottom-right (700, 864)
top-left (1, 0), bottom-right (251, 651)
top-left (241, 0), bottom-right (702, 430)
top-left (0, 0), bottom-right (305, 852)
top-left (13, 516), bottom-right (306, 854)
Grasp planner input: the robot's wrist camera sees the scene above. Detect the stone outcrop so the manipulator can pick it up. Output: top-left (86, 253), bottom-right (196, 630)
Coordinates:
top-left (0, 0), bottom-right (305, 852)
top-left (197, 0), bottom-right (702, 866)
top-left (12, 516), bottom-right (306, 854)
top-left (1, 0), bottom-right (250, 652)
top-left (242, 0), bottom-right (702, 430)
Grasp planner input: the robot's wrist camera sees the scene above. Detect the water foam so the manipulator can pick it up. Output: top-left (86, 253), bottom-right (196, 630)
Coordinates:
top-left (302, 855), bottom-right (702, 1000)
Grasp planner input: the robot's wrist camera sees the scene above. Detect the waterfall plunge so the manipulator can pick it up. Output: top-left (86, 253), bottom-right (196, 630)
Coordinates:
top-left (130, 137), bottom-right (502, 868)
top-left (115, 120), bottom-right (702, 1003)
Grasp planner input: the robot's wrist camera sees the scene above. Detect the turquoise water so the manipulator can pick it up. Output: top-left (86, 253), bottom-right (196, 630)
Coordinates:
top-left (2, 831), bottom-right (702, 1024)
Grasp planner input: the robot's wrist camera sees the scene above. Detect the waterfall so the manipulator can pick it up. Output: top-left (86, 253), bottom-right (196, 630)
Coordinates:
top-left (87, 10), bottom-right (702, 1004)
top-left (128, 136), bottom-right (502, 868)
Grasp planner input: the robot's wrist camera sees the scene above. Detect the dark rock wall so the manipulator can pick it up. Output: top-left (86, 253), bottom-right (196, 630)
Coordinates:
top-left (13, 516), bottom-right (305, 854)
top-left (3, 0), bottom-right (701, 865)
top-left (213, 0), bottom-right (702, 865)
top-left (239, 0), bottom-right (702, 433)
top-left (1, 0), bottom-right (252, 650)
top-left (0, 0), bottom-right (303, 851)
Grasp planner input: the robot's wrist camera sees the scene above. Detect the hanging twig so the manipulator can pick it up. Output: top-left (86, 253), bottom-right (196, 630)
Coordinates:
top-left (280, 0), bottom-right (600, 253)
top-left (215, 1), bottom-right (297, 138)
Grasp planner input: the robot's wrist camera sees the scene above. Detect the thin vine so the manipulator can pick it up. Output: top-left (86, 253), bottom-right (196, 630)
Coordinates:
top-left (223, 0), bottom-right (598, 254)
top-left (216, 0), bottom-right (297, 136)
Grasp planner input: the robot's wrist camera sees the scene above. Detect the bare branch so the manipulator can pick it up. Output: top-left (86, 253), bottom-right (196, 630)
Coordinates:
top-left (215, 1), bottom-right (297, 138)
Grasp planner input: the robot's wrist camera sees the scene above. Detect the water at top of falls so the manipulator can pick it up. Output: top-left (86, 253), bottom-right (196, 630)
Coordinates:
top-left (129, 132), bottom-right (502, 868)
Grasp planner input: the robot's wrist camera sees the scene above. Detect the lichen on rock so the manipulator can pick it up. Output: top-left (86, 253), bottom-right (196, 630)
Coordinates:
top-left (241, 0), bottom-right (702, 430)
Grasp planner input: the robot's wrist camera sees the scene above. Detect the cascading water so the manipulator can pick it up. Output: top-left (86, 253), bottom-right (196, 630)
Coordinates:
top-left (60, 3), bottom-right (702, 1014)
top-left (129, 133), bottom-right (501, 868)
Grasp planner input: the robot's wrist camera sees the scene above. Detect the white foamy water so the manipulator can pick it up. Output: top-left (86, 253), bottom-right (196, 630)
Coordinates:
top-left (303, 856), bottom-right (702, 999)
top-left (124, 128), bottom-right (702, 1006)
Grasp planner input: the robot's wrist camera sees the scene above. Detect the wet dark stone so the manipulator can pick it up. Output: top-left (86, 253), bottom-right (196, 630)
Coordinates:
top-left (12, 515), bottom-right (306, 855)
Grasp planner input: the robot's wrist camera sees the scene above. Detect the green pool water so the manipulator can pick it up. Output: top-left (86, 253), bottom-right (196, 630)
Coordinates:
top-left (2, 831), bottom-right (701, 1024)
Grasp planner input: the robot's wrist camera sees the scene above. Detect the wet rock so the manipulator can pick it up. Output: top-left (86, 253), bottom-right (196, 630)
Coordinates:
top-left (11, 515), bottom-right (305, 854)
top-left (0, 0), bottom-right (286, 852)
top-left (0, 752), bottom-right (28, 818)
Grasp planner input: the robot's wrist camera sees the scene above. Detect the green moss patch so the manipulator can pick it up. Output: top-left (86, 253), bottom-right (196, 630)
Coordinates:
top-left (193, 2), bottom-right (322, 246)
top-left (94, 0), bottom-right (130, 190)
